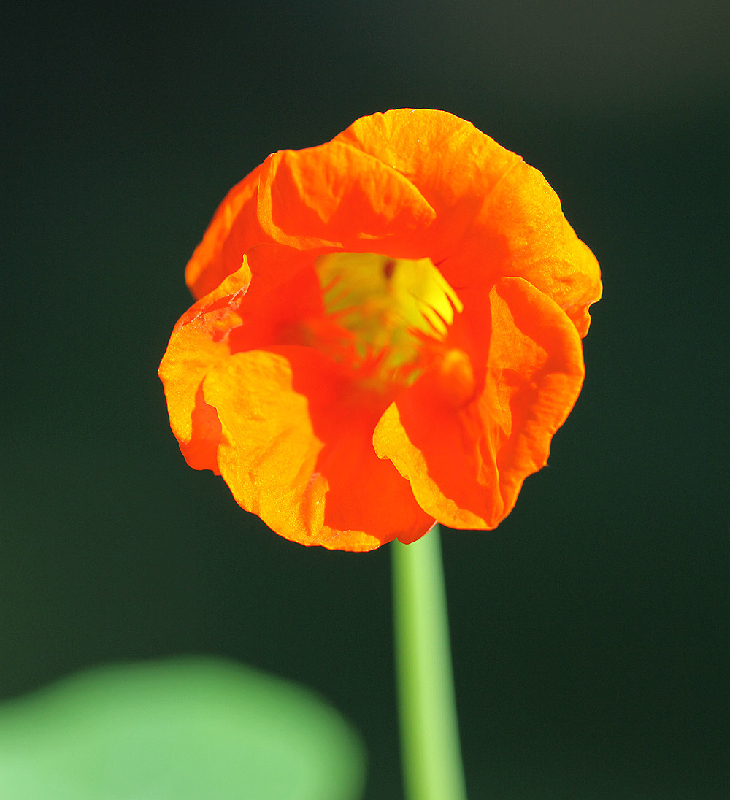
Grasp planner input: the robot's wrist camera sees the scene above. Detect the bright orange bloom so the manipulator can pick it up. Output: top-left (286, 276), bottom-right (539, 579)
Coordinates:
top-left (159, 109), bottom-right (601, 551)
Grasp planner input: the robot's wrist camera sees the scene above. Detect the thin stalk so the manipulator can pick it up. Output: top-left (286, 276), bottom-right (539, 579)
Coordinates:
top-left (392, 525), bottom-right (467, 800)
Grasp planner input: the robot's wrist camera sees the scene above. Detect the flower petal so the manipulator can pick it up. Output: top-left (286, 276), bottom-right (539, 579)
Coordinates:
top-left (186, 163), bottom-right (266, 300)
top-left (159, 265), bottom-right (252, 465)
top-left (373, 277), bottom-right (585, 529)
top-left (469, 159), bottom-right (602, 336)
top-left (159, 257), bottom-right (327, 472)
top-left (203, 347), bottom-right (434, 551)
top-left (337, 109), bottom-right (600, 336)
top-left (335, 108), bottom-right (520, 259)
top-left (255, 141), bottom-right (436, 251)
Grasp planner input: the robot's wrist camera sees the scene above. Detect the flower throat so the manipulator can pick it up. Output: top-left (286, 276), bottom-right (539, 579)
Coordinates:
top-left (314, 253), bottom-right (462, 385)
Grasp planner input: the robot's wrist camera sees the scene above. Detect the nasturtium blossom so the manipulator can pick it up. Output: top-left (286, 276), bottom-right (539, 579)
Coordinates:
top-left (160, 109), bottom-right (601, 551)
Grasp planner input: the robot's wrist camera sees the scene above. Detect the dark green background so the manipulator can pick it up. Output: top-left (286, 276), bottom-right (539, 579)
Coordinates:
top-left (2, 2), bottom-right (728, 798)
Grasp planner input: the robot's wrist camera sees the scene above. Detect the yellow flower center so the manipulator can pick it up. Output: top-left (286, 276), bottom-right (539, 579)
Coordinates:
top-left (314, 252), bottom-right (463, 388)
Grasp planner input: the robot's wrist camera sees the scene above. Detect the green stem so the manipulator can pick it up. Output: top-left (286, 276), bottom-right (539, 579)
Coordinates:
top-left (393, 525), bottom-right (468, 800)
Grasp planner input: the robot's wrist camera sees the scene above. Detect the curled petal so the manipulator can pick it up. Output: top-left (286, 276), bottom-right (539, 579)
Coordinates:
top-left (203, 347), bottom-right (435, 550)
top-left (469, 159), bottom-right (602, 336)
top-left (159, 265), bottom-right (251, 458)
top-left (159, 258), bottom-right (326, 471)
top-left (373, 277), bottom-right (585, 528)
top-left (186, 163), bottom-right (266, 300)
top-left (256, 142), bottom-right (436, 252)
top-left (335, 109), bottom-right (520, 260)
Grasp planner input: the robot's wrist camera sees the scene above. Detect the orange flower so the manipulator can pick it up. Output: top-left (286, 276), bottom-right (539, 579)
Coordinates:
top-left (159, 109), bottom-right (601, 551)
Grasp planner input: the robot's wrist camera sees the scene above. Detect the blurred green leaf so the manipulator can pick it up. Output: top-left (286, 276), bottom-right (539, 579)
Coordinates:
top-left (0, 657), bottom-right (365, 800)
